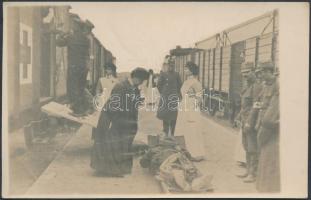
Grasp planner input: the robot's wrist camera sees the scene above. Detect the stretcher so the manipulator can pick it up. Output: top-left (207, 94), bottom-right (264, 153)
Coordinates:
top-left (40, 101), bottom-right (151, 146)
top-left (41, 101), bottom-right (100, 128)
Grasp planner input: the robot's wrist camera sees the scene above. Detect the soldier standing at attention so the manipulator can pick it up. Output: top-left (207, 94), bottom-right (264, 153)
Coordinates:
top-left (255, 62), bottom-right (280, 192)
top-left (156, 61), bottom-right (182, 136)
top-left (235, 64), bottom-right (257, 182)
top-left (241, 67), bottom-right (265, 183)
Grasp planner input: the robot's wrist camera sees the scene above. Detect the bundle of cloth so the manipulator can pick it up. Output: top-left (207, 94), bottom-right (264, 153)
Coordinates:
top-left (140, 136), bottom-right (213, 193)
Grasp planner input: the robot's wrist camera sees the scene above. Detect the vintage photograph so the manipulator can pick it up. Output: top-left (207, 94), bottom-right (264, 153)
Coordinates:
top-left (2, 2), bottom-right (309, 198)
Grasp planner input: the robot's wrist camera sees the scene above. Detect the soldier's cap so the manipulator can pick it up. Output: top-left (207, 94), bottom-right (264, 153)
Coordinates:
top-left (247, 73), bottom-right (256, 83)
top-left (258, 61), bottom-right (275, 71)
top-left (84, 19), bottom-right (95, 29)
top-left (241, 62), bottom-right (254, 73)
top-left (69, 13), bottom-right (84, 25)
top-left (241, 67), bottom-right (253, 73)
top-left (274, 68), bottom-right (279, 75)
top-left (255, 67), bottom-right (264, 73)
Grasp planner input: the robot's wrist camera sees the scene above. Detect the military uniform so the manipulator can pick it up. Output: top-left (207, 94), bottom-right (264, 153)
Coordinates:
top-left (235, 66), bottom-right (261, 182)
top-left (239, 84), bottom-right (254, 150)
top-left (256, 79), bottom-right (280, 192)
top-left (241, 78), bottom-right (264, 182)
top-left (238, 80), bottom-right (257, 180)
top-left (156, 70), bottom-right (182, 136)
top-left (56, 18), bottom-right (90, 115)
top-left (250, 61), bottom-right (280, 192)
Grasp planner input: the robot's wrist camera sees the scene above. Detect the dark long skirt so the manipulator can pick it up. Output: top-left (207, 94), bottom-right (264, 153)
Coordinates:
top-left (90, 113), bottom-right (137, 176)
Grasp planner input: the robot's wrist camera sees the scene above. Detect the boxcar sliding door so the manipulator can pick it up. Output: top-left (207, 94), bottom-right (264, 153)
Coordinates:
top-left (229, 41), bottom-right (245, 122)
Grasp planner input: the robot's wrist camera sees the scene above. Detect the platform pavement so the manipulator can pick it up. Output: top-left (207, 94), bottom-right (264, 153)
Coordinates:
top-left (24, 109), bottom-right (256, 197)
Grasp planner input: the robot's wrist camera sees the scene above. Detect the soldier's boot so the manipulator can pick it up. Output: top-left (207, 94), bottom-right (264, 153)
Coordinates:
top-left (244, 155), bottom-right (256, 183)
top-left (236, 170), bottom-right (248, 178)
top-left (236, 153), bottom-right (250, 178)
top-left (237, 161), bottom-right (247, 168)
top-left (236, 163), bottom-right (248, 178)
top-left (243, 174), bottom-right (256, 183)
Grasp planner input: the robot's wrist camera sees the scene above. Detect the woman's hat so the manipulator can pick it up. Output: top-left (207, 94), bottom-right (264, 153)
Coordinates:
top-left (105, 62), bottom-right (116, 71)
top-left (185, 61), bottom-right (199, 75)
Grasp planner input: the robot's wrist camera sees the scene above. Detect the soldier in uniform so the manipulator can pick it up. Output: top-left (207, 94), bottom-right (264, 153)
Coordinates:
top-left (241, 66), bottom-right (265, 183)
top-left (56, 14), bottom-right (90, 116)
top-left (235, 64), bottom-right (258, 182)
top-left (255, 62), bottom-right (280, 192)
top-left (156, 61), bottom-right (182, 136)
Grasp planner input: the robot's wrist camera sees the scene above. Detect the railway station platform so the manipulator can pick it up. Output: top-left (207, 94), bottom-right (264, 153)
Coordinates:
top-left (24, 109), bottom-right (256, 197)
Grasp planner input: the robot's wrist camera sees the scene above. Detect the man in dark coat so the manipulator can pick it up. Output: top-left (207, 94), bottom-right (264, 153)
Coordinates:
top-left (156, 62), bottom-right (182, 136)
top-left (90, 68), bottom-right (149, 177)
top-left (255, 62), bottom-right (280, 192)
top-left (56, 15), bottom-right (90, 116)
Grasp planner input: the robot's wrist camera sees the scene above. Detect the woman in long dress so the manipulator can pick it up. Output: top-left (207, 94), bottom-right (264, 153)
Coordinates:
top-left (175, 62), bottom-right (206, 160)
top-left (91, 68), bottom-right (150, 177)
top-left (91, 63), bottom-right (118, 139)
top-left (144, 69), bottom-right (158, 105)
top-left (95, 63), bottom-right (118, 110)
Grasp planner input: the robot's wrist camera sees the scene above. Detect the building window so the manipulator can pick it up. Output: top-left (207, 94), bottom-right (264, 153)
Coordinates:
top-left (19, 23), bottom-right (32, 84)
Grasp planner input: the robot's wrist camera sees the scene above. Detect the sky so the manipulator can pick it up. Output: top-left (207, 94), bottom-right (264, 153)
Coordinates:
top-left (70, 2), bottom-right (280, 72)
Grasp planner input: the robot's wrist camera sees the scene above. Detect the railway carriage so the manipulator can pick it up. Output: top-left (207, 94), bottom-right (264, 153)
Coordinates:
top-left (7, 6), bottom-right (116, 132)
top-left (168, 10), bottom-right (279, 121)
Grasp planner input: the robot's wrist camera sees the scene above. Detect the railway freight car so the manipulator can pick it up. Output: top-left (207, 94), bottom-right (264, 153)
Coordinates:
top-left (169, 46), bottom-right (200, 81)
top-left (6, 5), bottom-right (72, 130)
top-left (87, 34), bottom-right (101, 95)
top-left (99, 46), bottom-right (115, 77)
top-left (168, 10), bottom-right (279, 123)
top-left (6, 5), bottom-right (117, 133)
top-left (86, 33), bottom-right (116, 95)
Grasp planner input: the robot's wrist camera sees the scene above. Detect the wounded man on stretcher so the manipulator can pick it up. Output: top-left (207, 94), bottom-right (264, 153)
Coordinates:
top-left (140, 136), bottom-right (213, 193)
